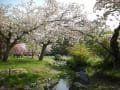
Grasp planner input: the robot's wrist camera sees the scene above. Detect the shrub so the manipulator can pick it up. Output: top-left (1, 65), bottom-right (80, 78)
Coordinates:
top-left (51, 38), bottom-right (71, 55)
top-left (85, 38), bottom-right (114, 69)
top-left (85, 38), bottom-right (111, 60)
top-left (68, 44), bottom-right (91, 61)
top-left (85, 57), bottom-right (109, 76)
top-left (100, 58), bottom-right (114, 70)
top-left (67, 44), bottom-right (92, 70)
top-left (66, 57), bottom-right (76, 69)
top-left (0, 73), bottom-right (39, 88)
top-left (54, 54), bottom-right (61, 61)
top-left (86, 57), bottom-right (104, 67)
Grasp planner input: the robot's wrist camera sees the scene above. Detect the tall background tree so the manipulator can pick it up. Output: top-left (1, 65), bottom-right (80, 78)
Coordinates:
top-left (95, 0), bottom-right (120, 67)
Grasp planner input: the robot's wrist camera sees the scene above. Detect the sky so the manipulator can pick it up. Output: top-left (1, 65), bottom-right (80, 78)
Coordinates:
top-left (57, 0), bottom-right (97, 21)
top-left (57, 0), bottom-right (96, 13)
top-left (0, 0), bottom-right (96, 12)
top-left (0, 0), bottom-right (19, 5)
top-left (0, 0), bottom-right (119, 29)
top-left (0, 0), bottom-right (97, 20)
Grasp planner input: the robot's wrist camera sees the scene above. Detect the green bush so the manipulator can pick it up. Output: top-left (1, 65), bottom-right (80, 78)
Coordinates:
top-left (100, 58), bottom-right (114, 70)
top-left (86, 57), bottom-right (104, 67)
top-left (85, 38), bottom-right (111, 60)
top-left (66, 57), bottom-right (76, 69)
top-left (84, 38), bottom-right (114, 69)
top-left (68, 44), bottom-right (91, 61)
top-left (0, 73), bottom-right (39, 88)
top-left (51, 38), bottom-right (71, 55)
top-left (67, 44), bottom-right (92, 70)
top-left (54, 54), bottom-right (61, 61)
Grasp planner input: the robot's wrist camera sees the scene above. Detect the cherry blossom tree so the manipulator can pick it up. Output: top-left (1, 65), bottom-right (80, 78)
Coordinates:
top-left (0, 0), bottom-right (43, 61)
top-left (0, 0), bottom-right (93, 62)
top-left (12, 43), bottom-right (27, 57)
top-left (30, 2), bottom-right (86, 60)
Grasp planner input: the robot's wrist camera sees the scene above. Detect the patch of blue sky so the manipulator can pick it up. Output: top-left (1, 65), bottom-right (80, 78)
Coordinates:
top-left (0, 0), bottom-right (44, 6)
top-left (0, 0), bottom-right (20, 5)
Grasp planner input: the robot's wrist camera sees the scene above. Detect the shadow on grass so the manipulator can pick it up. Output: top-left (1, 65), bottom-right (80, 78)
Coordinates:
top-left (92, 71), bottom-right (120, 84)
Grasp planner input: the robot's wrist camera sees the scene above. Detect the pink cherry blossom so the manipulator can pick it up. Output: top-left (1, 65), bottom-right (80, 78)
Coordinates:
top-left (13, 43), bottom-right (27, 56)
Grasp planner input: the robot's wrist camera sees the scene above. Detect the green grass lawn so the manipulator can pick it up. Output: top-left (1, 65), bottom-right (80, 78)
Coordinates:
top-left (0, 56), bottom-right (61, 88)
top-left (0, 56), bottom-right (56, 74)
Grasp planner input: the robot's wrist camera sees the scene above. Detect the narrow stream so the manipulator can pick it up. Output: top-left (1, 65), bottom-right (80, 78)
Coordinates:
top-left (26, 75), bottom-right (120, 90)
top-left (52, 79), bottom-right (70, 90)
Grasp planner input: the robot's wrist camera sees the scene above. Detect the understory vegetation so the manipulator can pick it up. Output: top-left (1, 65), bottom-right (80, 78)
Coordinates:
top-left (0, 57), bottom-right (64, 88)
top-left (67, 41), bottom-right (120, 79)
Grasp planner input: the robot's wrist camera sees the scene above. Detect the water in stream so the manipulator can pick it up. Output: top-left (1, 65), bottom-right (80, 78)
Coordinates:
top-left (51, 78), bottom-right (120, 90)
top-left (52, 79), bottom-right (70, 90)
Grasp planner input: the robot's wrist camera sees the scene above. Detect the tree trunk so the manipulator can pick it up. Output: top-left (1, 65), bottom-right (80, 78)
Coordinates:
top-left (0, 39), bottom-right (4, 59)
top-left (0, 46), bottom-right (2, 59)
top-left (110, 24), bottom-right (120, 67)
top-left (2, 47), bottom-right (11, 62)
top-left (31, 50), bottom-right (34, 58)
top-left (2, 40), bottom-right (14, 62)
top-left (39, 44), bottom-right (48, 60)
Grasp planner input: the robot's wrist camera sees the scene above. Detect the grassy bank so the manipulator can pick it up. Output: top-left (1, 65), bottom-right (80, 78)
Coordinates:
top-left (0, 56), bottom-right (62, 88)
